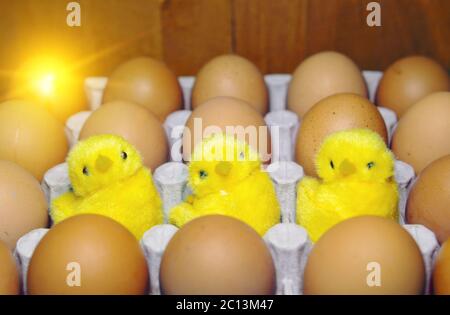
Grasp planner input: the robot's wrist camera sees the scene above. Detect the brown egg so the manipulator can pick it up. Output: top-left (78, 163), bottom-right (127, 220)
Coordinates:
top-left (191, 54), bottom-right (268, 114)
top-left (160, 215), bottom-right (276, 295)
top-left (433, 239), bottom-right (450, 294)
top-left (27, 214), bottom-right (148, 295)
top-left (406, 155), bottom-right (450, 243)
top-left (295, 93), bottom-right (388, 176)
top-left (0, 161), bottom-right (48, 249)
top-left (0, 100), bottom-right (69, 180)
top-left (391, 92), bottom-right (450, 173)
top-left (376, 56), bottom-right (449, 117)
top-left (303, 216), bottom-right (425, 295)
top-left (183, 96), bottom-right (271, 163)
top-left (80, 100), bottom-right (168, 171)
top-left (102, 57), bottom-right (182, 121)
top-left (288, 51), bottom-right (367, 118)
top-left (0, 240), bottom-right (20, 295)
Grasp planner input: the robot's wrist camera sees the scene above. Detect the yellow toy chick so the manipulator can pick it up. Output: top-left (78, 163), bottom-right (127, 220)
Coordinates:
top-left (169, 133), bottom-right (280, 236)
top-left (51, 134), bottom-right (163, 239)
top-left (297, 128), bottom-right (398, 242)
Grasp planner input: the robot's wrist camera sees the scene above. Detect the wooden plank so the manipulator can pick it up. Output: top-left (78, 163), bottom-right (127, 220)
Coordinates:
top-left (232, 0), bottom-right (308, 74)
top-left (233, 0), bottom-right (449, 72)
top-left (161, 0), bottom-right (233, 75)
top-left (304, 0), bottom-right (450, 70)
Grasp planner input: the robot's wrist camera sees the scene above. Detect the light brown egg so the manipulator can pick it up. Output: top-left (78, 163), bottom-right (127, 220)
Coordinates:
top-left (303, 216), bottom-right (425, 295)
top-left (433, 239), bottom-right (450, 295)
top-left (295, 93), bottom-right (387, 176)
top-left (406, 155), bottom-right (450, 243)
top-left (102, 57), bottom-right (182, 121)
top-left (191, 54), bottom-right (268, 114)
top-left (27, 214), bottom-right (149, 295)
top-left (183, 96), bottom-right (271, 163)
top-left (0, 240), bottom-right (20, 295)
top-left (376, 56), bottom-right (449, 117)
top-left (0, 161), bottom-right (48, 249)
top-left (80, 101), bottom-right (168, 171)
top-left (160, 215), bottom-right (276, 295)
top-left (287, 51), bottom-right (367, 118)
top-left (0, 100), bottom-right (68, 180)
top-left (391, 92), bottom-right (450, 173)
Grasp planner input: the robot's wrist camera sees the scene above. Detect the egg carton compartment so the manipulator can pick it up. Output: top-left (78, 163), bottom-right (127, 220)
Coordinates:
top-left (16, 157), bottom-right (439, 295)
top-left (14, 70), bottom-right (439, 295)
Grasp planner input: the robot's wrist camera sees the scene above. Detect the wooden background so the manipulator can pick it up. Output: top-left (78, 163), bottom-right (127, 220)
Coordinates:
top-left (0, 0), bottom-right (449, 97)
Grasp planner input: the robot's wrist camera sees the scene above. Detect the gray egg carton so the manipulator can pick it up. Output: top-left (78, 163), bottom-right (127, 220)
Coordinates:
top-left (15, 71), bottom-right (441, 295)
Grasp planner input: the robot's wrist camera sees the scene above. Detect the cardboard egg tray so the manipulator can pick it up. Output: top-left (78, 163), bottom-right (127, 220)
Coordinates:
top-left (14, 71), bottom-right (441, 295)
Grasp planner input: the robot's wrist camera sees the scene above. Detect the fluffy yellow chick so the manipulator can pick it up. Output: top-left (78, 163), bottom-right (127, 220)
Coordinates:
top-left (51, 134), bottom-right (163, 239)
top-left (169, 133), bottom-right (280, 235)
top-left (297, 128), bottom-right (398, 242)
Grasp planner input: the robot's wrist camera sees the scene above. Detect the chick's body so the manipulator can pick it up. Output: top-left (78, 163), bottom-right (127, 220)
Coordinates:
top-left (169, 133), bottom-right (280, 235)
top-left (297, 129), bottom-right (398, 242)
top-left (51, 135), bottom-right (163, 239)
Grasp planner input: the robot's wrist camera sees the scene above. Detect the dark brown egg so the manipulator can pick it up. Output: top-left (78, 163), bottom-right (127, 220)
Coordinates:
top-left (295, 93), bottom-right (387, 176)
top-left (288, 51), bottom-right (367, 118)
top-left (27, 214), bottom-right (149, 295)
top-left (0, 240), bottom-right (20, 295)
top-left (160, 215), bottom-right (276, 295)
top-left (191, 54), bottom-right (268, 114)
top-left (376, 56), bottom-right (449, 117)
top-left (433, 239), bottom-right (450, 295)
top-left (304, 216), bottom-right (425, 295)
top-left (406, 155), bottom-right (450, 243)
top-left (0, 100), bottom-right (68, 180)
top-left (0, 160), bottom-right (48, 249)
top-left (80, 100), bottom-right (168, 171)
top-left (103, 57), bottom-right (182, 121)
top-left (183, 96), bottom-right (271, 163)
top-left (391, 92), bottom-right (450, 173)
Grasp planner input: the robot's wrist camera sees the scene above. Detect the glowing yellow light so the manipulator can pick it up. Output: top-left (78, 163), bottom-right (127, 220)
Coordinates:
top-left (34, 73), bottom-right (56, 96)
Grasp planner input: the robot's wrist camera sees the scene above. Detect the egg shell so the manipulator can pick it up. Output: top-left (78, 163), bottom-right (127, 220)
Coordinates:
top-left (27, 214), bottom-right (148, 295)
top-left (159, 215), bottom-right (276, 295)
top-left (287, 51), bottom-right (367, 118)
top-left (391, 92), bottom-right (450, 173)
top-left (303, 216), bottom-right (425, 295)
top-left (102, 57), bottom-right (182, 121)
top-left (0, 160), bottom-right (48, 249)
top-left (0, 240), bottom-right (20, 295)
top-left (0, 100), bottom-right (69, 181)
top-left (183, 96), bottom-right (271, 163)
top-left (79, 100), bottom-right (168, 172)
top-left (406, 155), bottom-right (450, 243)
top-left (191, 54), bottom-right (268, 114)
top-left (376, 56), bottom-right (449, 117)
top-left (433, 239), bottom-right (450, 294)
top-left (295, 93), bottom-right (388, 176)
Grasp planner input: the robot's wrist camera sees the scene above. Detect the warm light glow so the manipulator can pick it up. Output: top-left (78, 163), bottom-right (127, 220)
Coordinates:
top-left (19, 56), bottom-right (68, 99)
top-left (34, 73), bottom-right (56, 96)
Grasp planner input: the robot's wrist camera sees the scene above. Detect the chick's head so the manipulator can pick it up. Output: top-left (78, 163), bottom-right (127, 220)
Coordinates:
top-left (188, 133), bottom-right (261, 197)
top-left (315, 128), bottom-right (395, 183)
top-left (68, 134), bottom-right (144, 196)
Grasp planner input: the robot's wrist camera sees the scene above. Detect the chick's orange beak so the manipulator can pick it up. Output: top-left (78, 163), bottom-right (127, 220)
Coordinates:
top-left (95, 155), bottom-right (112, 173)
top-left (339, 159), bottom-right (356, 177)
top-left (215, 161), bottom-right (232, 176)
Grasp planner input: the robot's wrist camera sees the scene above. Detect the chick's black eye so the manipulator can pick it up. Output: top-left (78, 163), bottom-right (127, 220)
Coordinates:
top-left (367, 161), bottom-right (375, 169)
top-left (121, 151), bottom-right (128, 160)
top-left (82, 166), bottom-right (89, 176)
top-left (330, 160), bottom-right (334, 169)
top-left (199, 170), bottom-right (208, 179)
